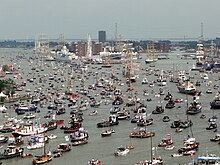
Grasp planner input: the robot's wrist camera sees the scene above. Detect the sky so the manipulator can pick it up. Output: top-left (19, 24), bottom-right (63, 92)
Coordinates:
top-left (0, 0), bottom-right (220, 40)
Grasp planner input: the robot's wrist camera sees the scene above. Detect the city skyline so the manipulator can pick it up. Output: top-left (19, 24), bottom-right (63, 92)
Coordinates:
top-left (1, 0), bottom-right (220, 40)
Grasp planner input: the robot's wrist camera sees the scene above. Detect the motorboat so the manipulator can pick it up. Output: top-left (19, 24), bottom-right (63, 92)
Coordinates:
top-left (32, 154), bottom-right (52, 164)
top-left (114, 146), bottom-right (130, 156)
top-left (210, 134), bottom-right (220, 142)
top-left (15, 104), bottom-right (38, 114)
top-left (158, 137), bottom-right (173, 147)
top-left (97, 115), bottom-right (119, 128)
top-left (195, 154), bottom-right (220, 164)
top-left (72, 139), bottom-right (88, 146)
top-left (186, 99), bottom-right (202, 115)
top-left (152, 105), bottom-right (164, 114)
top-left (87, 158), bottom-right (101, 165)
top-left (178, 137), bottom-right (199, 153)
top-left (210, 92), bottom-right (220, 109)
top-left (164, 145), bottom-right (175, 150)
top-left (48, 134), bottom-right (57, 140)
top-left (70, 129), bottom-right (89, 142)
top-left (0, 145), bottom-right (24, 159)
top-left (130, 130), bottom-right (155, 138)
top-left (162, 115), bottom-right (170, 122)
top-left (101, 129), bottom-right (115, 137)
top-left (12, 124), bottom-right (48, 137)
top-left (165, 98), bottom-right (175, 109)
top-left (142, 78), bottom-right (149, 84)
top-left (0, 134), bottom-right (8, 143)
top-left (52, 143), bottom-right (71, 153)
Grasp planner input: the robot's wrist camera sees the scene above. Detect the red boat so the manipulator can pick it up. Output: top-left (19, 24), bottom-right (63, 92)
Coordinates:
top-left (158, 138), bottom-right (173, 147)
top-left (56, 120), bottom-right (64, 125)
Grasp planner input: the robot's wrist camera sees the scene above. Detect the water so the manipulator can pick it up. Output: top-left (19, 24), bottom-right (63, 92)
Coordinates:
top-left (0, 48), bottom-right (219, 165)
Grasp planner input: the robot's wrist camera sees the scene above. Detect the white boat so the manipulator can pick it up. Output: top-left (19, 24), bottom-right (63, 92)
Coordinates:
top-left (56, 46), bottom-right (78, 63)
top-left (165, 145), bottom-right (175, 150)
top-left (48, 134), bottom-right (57, 140)
top-left (27, 142), bottom-right (44, 150)
top-left (12, 124), bottom-right (48, 136)
top-left (142, 78), bottom-right (149, 84)
top-left (114, 146), bottom-right (130, 156)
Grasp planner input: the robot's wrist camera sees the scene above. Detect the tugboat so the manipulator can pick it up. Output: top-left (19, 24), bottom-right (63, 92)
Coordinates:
top-left (0, 145), bottom-right (24, 159)
top-left (97, 115), bottom-right (119, 128)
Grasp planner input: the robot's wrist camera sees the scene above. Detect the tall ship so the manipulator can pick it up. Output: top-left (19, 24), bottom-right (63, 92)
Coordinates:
top-left (145, 42), bottom-right (158, 64)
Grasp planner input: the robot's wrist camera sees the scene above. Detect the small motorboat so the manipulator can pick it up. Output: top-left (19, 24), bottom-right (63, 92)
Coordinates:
top-left (210, 134), bottom-right (220, 142)
top-left (162, 115), bottom-right (170, 122)
top-left (101, 129), bottom-right (115, 137)
top-left (52, 143), bottom-right (71, 154)
top-left (89, 110), bottom-right (98, 116)
top-left (171, 153), bottom-right (183, 157)
top-left (48, 134), bottom-right (57, 140)
top-left (165, 145), bottom-right (175, 150)
top-left (175, 128), bottom-right (183, 133)
top-left (53, 151), bottom-right (62, 158)
top-left (114, 146), bottom-right (130, 156)
top-left (200, 114), bottom-right (206, 119)
top-left (87, 158), bottom-right (101, 165)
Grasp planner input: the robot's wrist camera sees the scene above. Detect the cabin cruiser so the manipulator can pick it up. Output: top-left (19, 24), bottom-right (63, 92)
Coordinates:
top-left (101, 129), bottom-right (115, 137)
top-left (52, 143), bottom-right (71, 153)
top-left (178, 137), bottom-right (199, 153)
top-left (114, 146), bottom-right (130, 156)
top-left (158, 137), bottom-right (173, 147)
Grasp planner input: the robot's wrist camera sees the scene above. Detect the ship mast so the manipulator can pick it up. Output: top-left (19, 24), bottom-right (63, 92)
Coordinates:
top-left (86, 33), bottom-right (92, 60)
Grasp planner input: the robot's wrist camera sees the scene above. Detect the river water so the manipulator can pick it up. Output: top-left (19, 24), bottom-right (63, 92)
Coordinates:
top-left (0, 48), bottom-right (219, 165)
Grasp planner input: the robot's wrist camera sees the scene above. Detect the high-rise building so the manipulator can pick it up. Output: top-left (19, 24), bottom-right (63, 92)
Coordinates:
top-left (98, 31), bottom-right (106, 43)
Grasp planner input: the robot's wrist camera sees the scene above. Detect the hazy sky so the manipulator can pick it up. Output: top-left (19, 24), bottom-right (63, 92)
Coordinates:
top-left (0, 0), bottom-right (220, 40)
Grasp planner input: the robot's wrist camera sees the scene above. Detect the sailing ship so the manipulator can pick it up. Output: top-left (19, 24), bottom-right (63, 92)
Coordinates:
top-left (145, 42), bottom-right (158, 64)
top-left (32, 133), bottom-right (52, 164)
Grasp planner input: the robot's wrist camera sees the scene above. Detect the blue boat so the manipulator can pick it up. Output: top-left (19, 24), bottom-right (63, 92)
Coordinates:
top-left (15, 104), bottom-right (38, 114)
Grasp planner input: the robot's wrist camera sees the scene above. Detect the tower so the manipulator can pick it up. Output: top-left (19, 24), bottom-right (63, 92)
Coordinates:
top-left (98, 31), bottom-right (106, 43)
